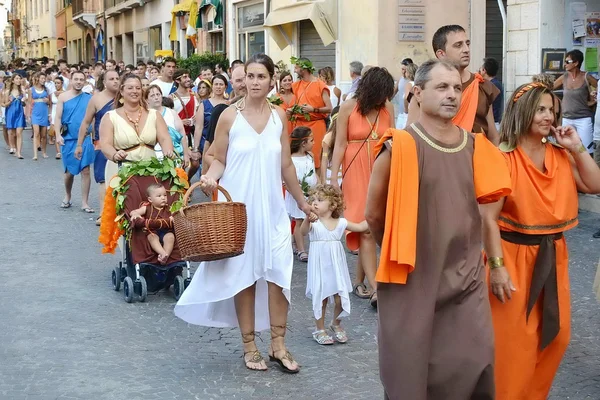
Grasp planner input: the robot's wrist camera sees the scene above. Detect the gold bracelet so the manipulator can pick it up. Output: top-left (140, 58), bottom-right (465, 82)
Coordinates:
top-left (574, 144), bottom-right (587, 154)
top-left (487, 257), bottom-right (504, 269)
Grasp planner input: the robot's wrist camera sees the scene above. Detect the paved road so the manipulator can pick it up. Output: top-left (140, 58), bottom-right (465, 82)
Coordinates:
top-left (0, 133), bottom-right (599, 400)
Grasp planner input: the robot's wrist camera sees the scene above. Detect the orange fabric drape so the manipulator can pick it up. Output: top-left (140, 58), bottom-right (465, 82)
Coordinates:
top-left (453, 73), bottom-right (484, 132)
top-left (373, 129), bottom-right (419, 284)
top-left (374, 129), bottom-right (511, 284)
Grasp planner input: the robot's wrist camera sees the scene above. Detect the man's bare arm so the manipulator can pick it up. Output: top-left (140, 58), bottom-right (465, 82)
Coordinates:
top-left (365, 148), bottom-right (391, 246)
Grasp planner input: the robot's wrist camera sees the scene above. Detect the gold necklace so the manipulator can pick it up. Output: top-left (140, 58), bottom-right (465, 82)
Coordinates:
top-left (124, 107), bottom-right (142, 133)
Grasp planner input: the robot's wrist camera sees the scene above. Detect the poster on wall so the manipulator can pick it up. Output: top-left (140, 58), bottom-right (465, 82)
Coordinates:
top-left (541, 48), bottom-right (567, 74)
top-left (572, 2), bottom-right (586, 45)
top-left (586, 12), bottom-right (600, 38)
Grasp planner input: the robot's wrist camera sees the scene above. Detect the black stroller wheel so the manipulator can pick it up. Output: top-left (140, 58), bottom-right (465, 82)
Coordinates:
top-left (138, 276), bottom-right (148, 302)
top-left (123, 277), bottom-right (135, 303)
top-left (112, 266), bottom-right (121, 291)
top-left (173, 275), bottom-right (185, 301)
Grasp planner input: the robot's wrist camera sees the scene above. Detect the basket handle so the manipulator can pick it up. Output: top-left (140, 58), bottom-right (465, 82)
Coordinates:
top-left (181, 182), bottom-right (233, 208)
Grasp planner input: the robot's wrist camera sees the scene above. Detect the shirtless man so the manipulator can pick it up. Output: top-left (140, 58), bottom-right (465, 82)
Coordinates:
top-left (75, 69), bottom-right (120, 224)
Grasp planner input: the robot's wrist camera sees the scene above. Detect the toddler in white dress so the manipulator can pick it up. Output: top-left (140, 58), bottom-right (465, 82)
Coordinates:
top-left (285, 126), bottom-right (318, 262)
top-left (299, 184), bottom-right (368, 345)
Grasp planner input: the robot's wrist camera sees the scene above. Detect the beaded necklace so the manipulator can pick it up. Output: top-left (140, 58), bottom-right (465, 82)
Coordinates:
top-left (124, 107), bottom-right (142, 134)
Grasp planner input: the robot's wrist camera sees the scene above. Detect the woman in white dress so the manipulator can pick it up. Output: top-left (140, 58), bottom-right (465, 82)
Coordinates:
top-left (49, 76), bottom-right (64, 158)
top-left (174, 54), bottom-right (311, 373)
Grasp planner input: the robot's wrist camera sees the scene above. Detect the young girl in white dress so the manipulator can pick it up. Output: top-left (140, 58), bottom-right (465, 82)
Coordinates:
top-left (285, 126), bottom-right (318, 262)
top-left (300, 184), bottom-right (368, 345)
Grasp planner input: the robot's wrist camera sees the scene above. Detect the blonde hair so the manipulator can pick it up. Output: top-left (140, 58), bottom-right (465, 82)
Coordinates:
top-left (500, 82), bottom-right (557, 149)
top-left (310, 184), bottom-right (345, 218)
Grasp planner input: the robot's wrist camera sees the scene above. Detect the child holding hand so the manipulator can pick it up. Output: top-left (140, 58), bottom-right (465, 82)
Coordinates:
top-left (300, 184), bottom-right (369, 345)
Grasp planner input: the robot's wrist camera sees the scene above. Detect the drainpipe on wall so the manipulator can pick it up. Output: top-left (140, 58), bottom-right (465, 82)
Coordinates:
top-left (497, 0), bottom-right (507, 94)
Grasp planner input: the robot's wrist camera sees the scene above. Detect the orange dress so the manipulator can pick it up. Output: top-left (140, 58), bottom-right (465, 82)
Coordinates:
top-left (278, 92), bottom-right (296, 135)
top-left (291, 79), bottom-right (330, 169)
top-left (489, 144), bottom-right (578, 400)
top-left (343, 105), bottom-right (392, 250)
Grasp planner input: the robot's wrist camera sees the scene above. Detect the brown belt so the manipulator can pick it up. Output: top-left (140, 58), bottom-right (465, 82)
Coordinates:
top-left (122, 143), bottom-right (154, 152)
top-left (500, 230), bottom-right (563, 350)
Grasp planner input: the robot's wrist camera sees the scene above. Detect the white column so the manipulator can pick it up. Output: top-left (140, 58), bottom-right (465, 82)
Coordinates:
top-left (470, 0), bottom-right (486, 70)
top-left (161, 21), bottom-right (171, 51)
top-left (505, 0), bottom-right (541, 96)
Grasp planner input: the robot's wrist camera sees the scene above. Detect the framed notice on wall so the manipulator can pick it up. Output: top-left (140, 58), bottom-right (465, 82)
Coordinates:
top-left (541, 48), bottom-right (567, 74)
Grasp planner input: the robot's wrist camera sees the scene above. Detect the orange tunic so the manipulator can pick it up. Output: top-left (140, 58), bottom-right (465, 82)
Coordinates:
top-left (291, 79), bottom-right (330, 169)
top-left (489, 144), bottom-right (578, 400)
top-left (343, 105), bottom-right (392, 251)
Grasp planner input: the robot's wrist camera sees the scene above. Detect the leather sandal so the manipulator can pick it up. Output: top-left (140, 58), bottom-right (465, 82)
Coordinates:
top-left (241, 331), bottom-right (267, 371)
top-left (269, 324), bottom-right (300, 374)
top-left (312, 330), bottom-right (334, 345)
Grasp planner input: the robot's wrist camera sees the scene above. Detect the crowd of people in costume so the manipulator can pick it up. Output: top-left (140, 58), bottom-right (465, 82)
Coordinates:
top-left (4, 22), bottom-right (600, 399)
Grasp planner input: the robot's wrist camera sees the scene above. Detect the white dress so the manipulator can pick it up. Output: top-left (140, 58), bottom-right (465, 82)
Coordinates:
top-left (328, 85), bottom-right (340, 108)
top-left (50, 92), bottom-right (59, 124)
top-left (175, 109), bottom-right (294, 331)
top-left (284, 154), bottom-right (317, 219)
top-left (306, 219), bottom-right (352, 320)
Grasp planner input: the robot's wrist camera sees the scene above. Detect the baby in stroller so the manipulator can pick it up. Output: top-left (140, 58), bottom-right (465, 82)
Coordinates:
top-left (130, 183), bottom-right (175, 265)
top-left (110, 174), bottom-right (191, 303)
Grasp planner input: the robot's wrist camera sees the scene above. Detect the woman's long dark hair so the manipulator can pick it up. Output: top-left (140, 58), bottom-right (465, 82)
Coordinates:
top-left (290, 126), bottom-right (312, 154)
top-left (354, 67), bottom-right (394, 116)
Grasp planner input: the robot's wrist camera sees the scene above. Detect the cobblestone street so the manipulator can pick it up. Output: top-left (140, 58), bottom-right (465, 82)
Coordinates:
top-left (1, 134), bottom-right (599, 400)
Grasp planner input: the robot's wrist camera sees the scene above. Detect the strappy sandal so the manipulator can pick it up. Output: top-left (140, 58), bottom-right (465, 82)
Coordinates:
top-left (330, 325), bottom-right (348, 344)
top-left (60, 201), bottom-right (72, 209)
top-left (269, 324), bottom-right (300, 374)
top-left (297, 251), bottom-right (308, 262)
top-left (241, 331), bottom-right (267, 372)
top-left (312, 330), bottom-right (334, 345)
top-left (352, 283), bottom-right (371, 299)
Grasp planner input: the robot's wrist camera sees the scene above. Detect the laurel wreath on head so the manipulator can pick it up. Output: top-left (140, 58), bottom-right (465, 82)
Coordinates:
top-left (290, 56), bottom-right (315, 73)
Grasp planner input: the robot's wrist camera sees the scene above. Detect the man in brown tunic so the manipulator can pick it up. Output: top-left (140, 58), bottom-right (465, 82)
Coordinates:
top-left (407, 25), bottom-right (500, 145)
top-left (366, 60), bottom-right (511, 400)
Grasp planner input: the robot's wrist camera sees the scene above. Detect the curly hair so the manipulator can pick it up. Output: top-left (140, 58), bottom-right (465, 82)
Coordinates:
top-left (354, 67), bottom-right (395, 116)
top-left (310, 184), bottom-right (345, 219)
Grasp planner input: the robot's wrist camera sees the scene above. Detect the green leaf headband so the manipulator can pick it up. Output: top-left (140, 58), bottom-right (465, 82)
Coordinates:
top-left (290, 56), bottom-right (315, 73)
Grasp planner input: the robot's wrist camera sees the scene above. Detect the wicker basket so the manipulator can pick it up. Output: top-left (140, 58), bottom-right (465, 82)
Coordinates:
top-left (173, 183), bottom-right (247, 262)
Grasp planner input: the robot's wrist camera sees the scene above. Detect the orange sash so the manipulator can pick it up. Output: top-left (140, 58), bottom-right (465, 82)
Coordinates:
top-left (453, 73), bottom-right (484, 132)
top-left (373, 128), bottom-right (511, 284)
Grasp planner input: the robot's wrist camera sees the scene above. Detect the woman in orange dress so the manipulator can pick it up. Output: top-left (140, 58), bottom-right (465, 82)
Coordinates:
top-left (481, 82), bottom-right (600, 400)
top-left (278, 72), bottom-right (296, 135)
top-left (330, 67), bottom-right (395, 307)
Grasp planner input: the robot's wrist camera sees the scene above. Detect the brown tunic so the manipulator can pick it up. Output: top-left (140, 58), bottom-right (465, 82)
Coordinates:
top-left (378, 123), bottom-right (495, 400)
top-left (463, 73), bottom-right (500, 134)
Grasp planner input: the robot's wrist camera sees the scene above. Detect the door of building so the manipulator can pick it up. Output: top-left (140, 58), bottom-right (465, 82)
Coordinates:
top-left (299, 20), bottom-right (335, 73)
top-left (486, 0), bottom-right (507, 80)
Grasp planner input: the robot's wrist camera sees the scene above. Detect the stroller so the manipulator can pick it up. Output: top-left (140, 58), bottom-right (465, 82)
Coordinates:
top-left (111, 175), bottom-right (191, 303)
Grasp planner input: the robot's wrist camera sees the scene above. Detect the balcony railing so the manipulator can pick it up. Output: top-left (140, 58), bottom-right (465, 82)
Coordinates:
top-left (104, 0), bottom-right (128, 9)
top-left (73, 0), bottom-right (97, 15)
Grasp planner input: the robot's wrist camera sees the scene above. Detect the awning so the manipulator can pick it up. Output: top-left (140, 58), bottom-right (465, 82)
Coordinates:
top-left (264, 0), bottom-right (337, 49)
top-left (169, 0), bottom-right (199, 41)
top-left (155, 50), bottom-right (174, 58)
top-left (197, 0), bottom-right (223, 29)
